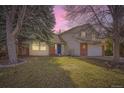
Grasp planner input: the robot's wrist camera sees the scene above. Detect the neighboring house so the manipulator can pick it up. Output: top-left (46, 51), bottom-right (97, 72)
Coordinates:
top-left (17, 24), bottom-right (105, 56)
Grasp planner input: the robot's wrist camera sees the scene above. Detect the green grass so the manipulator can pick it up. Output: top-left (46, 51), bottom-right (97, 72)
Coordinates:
top-left (0, 57), bottom-right (124, 88)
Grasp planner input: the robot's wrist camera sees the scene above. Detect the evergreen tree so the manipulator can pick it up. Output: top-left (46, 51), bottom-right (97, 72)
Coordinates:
top-left (0, 5), bottom-right (55, 63)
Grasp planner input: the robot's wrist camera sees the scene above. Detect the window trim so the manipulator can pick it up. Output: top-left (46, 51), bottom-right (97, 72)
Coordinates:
top-left (39, 42), bottom-right (47, 51)
top-left (81, 32), bottom-right (86, 38)
top-left (31, 41), bottom-right (47, 51)
top-left (32, 41), bottom-right (40, 51)
top-left (92, 33), bottom-right (96, 40)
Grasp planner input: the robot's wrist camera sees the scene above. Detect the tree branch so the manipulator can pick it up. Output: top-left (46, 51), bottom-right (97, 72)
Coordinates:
top-left (12, 5), bottom-right (27, 36)
top-left (89, 6), bottom-right (111, 32)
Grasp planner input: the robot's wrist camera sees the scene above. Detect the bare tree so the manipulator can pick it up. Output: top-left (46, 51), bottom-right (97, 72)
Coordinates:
top-left (64, 5), bottom-right (124, 62)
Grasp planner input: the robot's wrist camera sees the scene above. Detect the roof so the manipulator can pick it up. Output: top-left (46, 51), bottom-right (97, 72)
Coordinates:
top-left (60, 24), bottom-right (96, 35)
top-left (51, 34), bottom-right (65, 44)
top-left (60, 24), bottom-right (107, 40)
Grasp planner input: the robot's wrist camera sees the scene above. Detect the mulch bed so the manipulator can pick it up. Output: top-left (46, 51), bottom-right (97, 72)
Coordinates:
top-left (0, 58), bottom-right (26, 68)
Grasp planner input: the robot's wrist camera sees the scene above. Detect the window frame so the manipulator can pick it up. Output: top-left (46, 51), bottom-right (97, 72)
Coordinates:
top-left (92, 33), bottom-right (96, 40)
top-left (39, 42), bottom-right (47, 51)
top-left (80, 31), bottom-right (86, 38)
top-left (32, 41), bottom-right (40, 51)
top-left (31, 41), bottom-right (47, 51)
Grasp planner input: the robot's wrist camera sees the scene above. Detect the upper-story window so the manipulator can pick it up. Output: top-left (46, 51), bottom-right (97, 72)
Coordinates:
top-left (81, 32), bottom-right (86, 38)
top-left (92, 33), bottom-right (96, 40)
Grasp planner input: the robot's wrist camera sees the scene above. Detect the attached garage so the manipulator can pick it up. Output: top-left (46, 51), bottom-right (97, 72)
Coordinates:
top-left (87, 44), bottom-right (102, 56)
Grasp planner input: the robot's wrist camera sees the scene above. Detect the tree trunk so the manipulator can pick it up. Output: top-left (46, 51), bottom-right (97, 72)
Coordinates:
top-left (113, 38), bottom-right (120, 63)
top-left (6, 15), bottom-right (17, 64)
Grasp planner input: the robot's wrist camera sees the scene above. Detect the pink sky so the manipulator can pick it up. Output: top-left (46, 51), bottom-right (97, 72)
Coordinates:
top-left (53, 5), bottom-right (69, 33)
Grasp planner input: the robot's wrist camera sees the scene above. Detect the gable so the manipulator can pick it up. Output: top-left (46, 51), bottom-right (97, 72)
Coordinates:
top-left (60, 24), bottom-right (100, 41)
top-left (60, 24), bottom-right (96, 35)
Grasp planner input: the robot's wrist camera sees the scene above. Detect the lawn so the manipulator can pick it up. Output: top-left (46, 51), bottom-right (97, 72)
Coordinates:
top-left (0, 57), bottom-right (124, 88)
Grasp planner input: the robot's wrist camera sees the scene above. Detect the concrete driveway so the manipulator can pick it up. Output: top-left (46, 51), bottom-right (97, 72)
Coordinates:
top-left (87, 56), bottom-right (124, 62)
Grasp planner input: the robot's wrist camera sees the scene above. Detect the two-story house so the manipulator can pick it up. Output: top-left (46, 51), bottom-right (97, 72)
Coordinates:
top-left (17, 24), bottom-right (105, 56)
top-left (60, 24), bottom-right (105, 56)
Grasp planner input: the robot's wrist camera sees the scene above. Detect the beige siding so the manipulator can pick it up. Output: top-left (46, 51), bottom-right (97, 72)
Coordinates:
top-left (61, 33), bottom-right (80, 56)
top-left (61, 32), bottom-right (103, 56)
top-left (61, 44), bottom-right (64, 55)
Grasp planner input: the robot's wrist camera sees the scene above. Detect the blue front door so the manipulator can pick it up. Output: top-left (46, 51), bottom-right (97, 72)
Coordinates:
top-left (57, 44), bottom-right (61, 55)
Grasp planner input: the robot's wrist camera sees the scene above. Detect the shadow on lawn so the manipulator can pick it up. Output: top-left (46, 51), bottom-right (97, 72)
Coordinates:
top-left (0, 57), bottom-right (76, 88)
top-left (75, 57), bottom-right (124, 73)
top-left (75, 57), bottom-right (108, 68)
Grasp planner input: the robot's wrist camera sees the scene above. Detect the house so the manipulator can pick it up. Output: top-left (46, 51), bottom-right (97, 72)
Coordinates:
top-left (60, 24), bottom-right (105, 56)
top-left (17, 33), bottom-right (65, 56)
top-left (17, 24), bottom-right (105, 56)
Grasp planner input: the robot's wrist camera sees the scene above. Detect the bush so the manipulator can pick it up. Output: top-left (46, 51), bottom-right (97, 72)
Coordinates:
top-left (105, 49), bottom-right (113, 56)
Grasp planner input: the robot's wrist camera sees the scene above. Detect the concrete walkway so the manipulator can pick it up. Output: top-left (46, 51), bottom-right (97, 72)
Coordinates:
top-left (87, 56), bottom-right (124, 62)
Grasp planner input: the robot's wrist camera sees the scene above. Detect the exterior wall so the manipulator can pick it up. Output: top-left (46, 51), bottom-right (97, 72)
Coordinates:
top-left (55, 44), bottom-right (57, 55)
top-left (87, 44), bottom-right (102, 56)
top-left (29, 42), bottom-right (49, 56)
top-left (61, 33), bottom-right (80, 56)
top-left (29, 40), bottom-right (103, 56)
top-left (61, 33), bottom-right (103, 56)
top-left (61, 44), bottom-right (64, 55)
top-left (29, 41), bottom-right (64, 56)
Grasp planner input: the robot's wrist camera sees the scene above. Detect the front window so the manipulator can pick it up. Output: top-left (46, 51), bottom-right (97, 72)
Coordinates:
top-left (40, 43), bottom-right (47, 50)
top-left (32, 42), bottom-right (39, 50)
top-left (81, 32), bottom-right (86, 38)
top-left (92, 34), bottom-right (96, 40)
top-left (32, 42), bottom-right (47, 51)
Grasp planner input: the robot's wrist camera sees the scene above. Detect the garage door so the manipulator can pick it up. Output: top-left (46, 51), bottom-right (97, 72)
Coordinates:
top-left (88, 44), bottom-right (102, 56)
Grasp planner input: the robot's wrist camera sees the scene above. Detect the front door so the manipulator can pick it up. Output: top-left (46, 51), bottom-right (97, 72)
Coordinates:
top-left (80, 43), bottom-right (87, 56)
top-left (57, 44), bottom-right (61, 55)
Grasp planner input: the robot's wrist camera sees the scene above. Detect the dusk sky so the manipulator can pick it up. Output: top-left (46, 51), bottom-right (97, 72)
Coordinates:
top-left (53, 6), bottom-right (107, 33)
top-left (53, 5), bottom-right (69, 33)
top-left (53, 5), bottom-right (87, 33)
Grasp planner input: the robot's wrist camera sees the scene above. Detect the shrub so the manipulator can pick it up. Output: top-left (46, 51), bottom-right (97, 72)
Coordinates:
top-left (105, 49), bottom-right (113, 56)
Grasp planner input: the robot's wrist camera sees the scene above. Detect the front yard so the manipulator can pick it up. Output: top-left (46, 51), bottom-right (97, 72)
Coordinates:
top-left (0, 57), bottom-right (124, 87)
